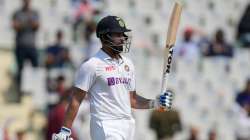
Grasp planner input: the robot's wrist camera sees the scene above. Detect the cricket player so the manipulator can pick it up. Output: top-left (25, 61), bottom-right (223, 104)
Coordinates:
top-left (52, 15), bottom-right (174, 140)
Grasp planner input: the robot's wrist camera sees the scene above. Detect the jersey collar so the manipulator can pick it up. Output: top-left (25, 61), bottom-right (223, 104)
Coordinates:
top-left (98, 49), bottom-right (124, 65)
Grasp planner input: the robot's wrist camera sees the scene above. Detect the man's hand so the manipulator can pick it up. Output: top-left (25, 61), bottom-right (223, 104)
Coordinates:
top-left (52, 127), bottom-right (73, 140)
top-left (151, 90), bottom-right (174, 111)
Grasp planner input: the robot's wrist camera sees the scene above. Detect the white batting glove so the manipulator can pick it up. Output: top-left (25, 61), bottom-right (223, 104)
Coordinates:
top-left (150, 90), bottom-right (174, 111)
top-left (52, 127), bottom-right (73, 140)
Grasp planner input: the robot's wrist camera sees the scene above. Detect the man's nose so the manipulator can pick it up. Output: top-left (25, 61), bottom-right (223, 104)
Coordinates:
top-left (117, 37), bottom-right (125, 43)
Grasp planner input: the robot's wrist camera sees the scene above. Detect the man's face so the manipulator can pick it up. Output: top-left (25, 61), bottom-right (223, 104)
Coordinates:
top-left (23, 0), bottom-right (31, 9)
top-left (109, 32), bottom-right (126, 52)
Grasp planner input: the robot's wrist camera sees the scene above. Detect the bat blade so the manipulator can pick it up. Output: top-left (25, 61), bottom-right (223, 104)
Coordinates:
top-left (166, 2), bottom-right (182, 47)
top-left (161, 2), bottom-right (182, 94)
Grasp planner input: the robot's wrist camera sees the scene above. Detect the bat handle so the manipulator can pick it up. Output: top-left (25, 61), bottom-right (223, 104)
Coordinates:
top-left (157, 89), bottom-right (172, 112)
top-left (157, 107), bottom-right (167, 112)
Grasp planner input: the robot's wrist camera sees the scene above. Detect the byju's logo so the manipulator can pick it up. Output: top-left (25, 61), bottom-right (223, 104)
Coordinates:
top-left (107, 77), bottom-right (131, 86)
top-left (107, 77), bottom-right (115, 86)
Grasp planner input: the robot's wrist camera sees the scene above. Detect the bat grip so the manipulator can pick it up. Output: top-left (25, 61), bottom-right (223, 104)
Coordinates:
top-left (158, 107), bottom-right (168, 112)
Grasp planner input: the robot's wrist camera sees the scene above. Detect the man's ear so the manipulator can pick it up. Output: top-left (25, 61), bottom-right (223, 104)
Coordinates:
top-left (100, 34), bottom-right (108, 41)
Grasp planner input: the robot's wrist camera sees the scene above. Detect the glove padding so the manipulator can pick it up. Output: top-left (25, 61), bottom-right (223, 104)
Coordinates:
top-left (155, 90), bottom-right (174, 111)
top-left (52, 127), bottom-right (73, 140)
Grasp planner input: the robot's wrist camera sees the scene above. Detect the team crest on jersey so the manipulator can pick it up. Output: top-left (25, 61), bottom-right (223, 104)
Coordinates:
top-left (105, 65), bottom-right (115, 71)
top-left (124, 65), bottom-right (129, 72)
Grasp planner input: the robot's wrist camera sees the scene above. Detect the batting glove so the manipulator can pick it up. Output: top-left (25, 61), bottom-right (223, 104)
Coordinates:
top-left (150, 90), bottom-right (174, 111)
top-left (52, 127), bottom-right (73, 140)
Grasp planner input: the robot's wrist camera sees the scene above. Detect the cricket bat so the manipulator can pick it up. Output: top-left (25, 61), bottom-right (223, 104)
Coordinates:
top-left (160, 2), bottom-right (182, 110)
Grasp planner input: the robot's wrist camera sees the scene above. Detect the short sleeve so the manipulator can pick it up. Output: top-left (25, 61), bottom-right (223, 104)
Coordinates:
top-left (74, 62), bottom-right (96, 92)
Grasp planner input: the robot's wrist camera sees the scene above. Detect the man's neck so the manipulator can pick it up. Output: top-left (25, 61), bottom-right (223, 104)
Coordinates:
top-left (101, 47), bottom-right (121, 60)
top-left (22, 6), bottom-right (30, 12)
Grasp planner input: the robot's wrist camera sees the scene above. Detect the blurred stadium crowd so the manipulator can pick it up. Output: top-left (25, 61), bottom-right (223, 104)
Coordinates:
top-left (0, 0), bottom-right (250, 140)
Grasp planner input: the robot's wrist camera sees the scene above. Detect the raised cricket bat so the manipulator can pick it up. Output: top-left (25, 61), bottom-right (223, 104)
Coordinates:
top-left (160, 2), bottom-right (182, 109)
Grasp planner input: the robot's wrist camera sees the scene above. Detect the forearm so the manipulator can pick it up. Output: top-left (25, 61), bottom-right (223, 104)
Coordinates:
top-left (63, 98), bottom-right (81, 128)
top-left (31, 21), bottom-right (39, 31)
top-left (52, 88), bottom-right (86, 140)
top-left (62, 87), bottom-right (86, 129)
top-left (132, 94), bottom-right (154, 109)
top-left (130, 90), bottom-right (174, 110)
top-left (13, 21), bottom-right (23, 31)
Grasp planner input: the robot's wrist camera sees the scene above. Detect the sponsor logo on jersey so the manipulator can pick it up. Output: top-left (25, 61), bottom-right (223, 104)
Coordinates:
top-left (107, 77), bottom-right (131, 86)
top-left (105, 65), bottom-right (116, 71)
top-left (124, 65), bottom-right (129, 72)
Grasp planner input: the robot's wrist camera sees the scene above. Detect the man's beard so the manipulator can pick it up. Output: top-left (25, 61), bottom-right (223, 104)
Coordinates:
top-left (112, 45), bottom-right (123, 54)
top-left (116, 45), bottom-right (123, 52)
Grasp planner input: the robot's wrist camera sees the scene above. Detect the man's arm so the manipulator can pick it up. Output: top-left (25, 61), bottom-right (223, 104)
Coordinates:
top-left (130, 91), bottom-right (154, 109)
top-left (130, 90), bottom-right (174, 110)
top-left (12, 13), bottom-right (22, 32)
top-left (31, 20), bottom-right (39, 31)
top-left (52, 87), bottom-right (86, 140)
top-left (63, 87), bottom-right (87, 128)
top-left (30, 11), bottom-right (40, 31)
